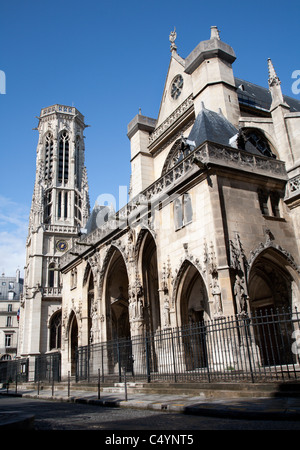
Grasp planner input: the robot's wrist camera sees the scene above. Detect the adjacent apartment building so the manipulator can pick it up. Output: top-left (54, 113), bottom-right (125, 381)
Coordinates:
top-left (0, 270), bottom-right (23, 360)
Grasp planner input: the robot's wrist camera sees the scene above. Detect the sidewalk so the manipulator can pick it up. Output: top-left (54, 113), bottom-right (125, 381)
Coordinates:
top-left (1, 386), bottom-right (300, 422)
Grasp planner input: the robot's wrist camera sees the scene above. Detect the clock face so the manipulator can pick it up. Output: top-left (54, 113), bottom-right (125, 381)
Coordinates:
top-left (56, 240), bottom-right (68, 252)
top-left (170, 74), bottom-right (183, 100)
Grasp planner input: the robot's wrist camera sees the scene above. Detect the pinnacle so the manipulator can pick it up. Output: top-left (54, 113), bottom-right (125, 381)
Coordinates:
top-left (210, 26), bottom-right (221, 40)
top-left (268, 58), bottom-right (281, 87)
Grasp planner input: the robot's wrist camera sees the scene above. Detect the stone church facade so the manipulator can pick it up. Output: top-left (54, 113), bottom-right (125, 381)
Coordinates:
top-left (19, 27), bottom-right (300, 379)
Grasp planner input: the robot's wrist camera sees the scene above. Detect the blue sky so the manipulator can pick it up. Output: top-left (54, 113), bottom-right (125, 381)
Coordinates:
top-left (0, 0), bottom-right (299, 276)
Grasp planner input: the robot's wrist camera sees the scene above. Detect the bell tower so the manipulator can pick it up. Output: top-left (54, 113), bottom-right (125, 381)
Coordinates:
top-left (19, 105), bottom-right (90, 359)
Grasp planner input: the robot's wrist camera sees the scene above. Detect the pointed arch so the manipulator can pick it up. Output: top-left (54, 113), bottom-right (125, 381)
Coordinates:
top-left (100, 245), bottom-right (130, 341)
top-left (136, 229), bottom-right (161, 334)
top-left (239, 127), bottom-right (278, 159)
top-left (248, 245), bottom-right (300, 312)
top-left (172, 259), bottom-right (210, 327)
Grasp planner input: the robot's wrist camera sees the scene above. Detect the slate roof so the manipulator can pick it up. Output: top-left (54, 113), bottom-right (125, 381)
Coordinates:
top-left (235, 77), bottom-right (300, 113)
top-left (187, 107), bottom-right (266, 156)
top-left (188, 107), bottom-right (238, 148)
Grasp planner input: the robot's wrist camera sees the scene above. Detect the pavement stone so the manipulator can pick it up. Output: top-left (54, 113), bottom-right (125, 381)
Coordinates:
top-left (1, 386), bottom-right (300, 427)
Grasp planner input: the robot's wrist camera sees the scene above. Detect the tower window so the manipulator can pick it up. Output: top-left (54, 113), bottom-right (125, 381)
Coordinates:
top-left (58, 131), bottom-right (69, 183)
top-left (44, 133), bottom-right (54, 180)
top-left (48, 263), bottom-right (55, 287)
top-left (44, 189), bottom-right (52, 223)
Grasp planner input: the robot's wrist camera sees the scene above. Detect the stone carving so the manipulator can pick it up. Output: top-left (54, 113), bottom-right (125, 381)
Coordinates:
top-left (233, 274), bottom-right (248, 314)
top-left (169, 27), bottom-right (177, 53)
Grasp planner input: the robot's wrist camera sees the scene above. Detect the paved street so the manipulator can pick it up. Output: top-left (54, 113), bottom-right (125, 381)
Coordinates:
top-left (1, 396), bottom-right (300, 432)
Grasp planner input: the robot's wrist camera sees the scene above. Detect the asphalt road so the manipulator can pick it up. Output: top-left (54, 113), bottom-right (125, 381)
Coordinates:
top-left (1, 396), bottom-right (300, 435)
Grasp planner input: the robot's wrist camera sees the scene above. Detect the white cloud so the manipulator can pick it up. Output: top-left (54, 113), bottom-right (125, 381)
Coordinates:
top-left (0, 195), bottom-right (29, 277)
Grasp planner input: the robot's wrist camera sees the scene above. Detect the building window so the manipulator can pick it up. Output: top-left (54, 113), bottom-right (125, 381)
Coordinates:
top-left (8, 282), bottom-right (14, 289)
top-left (7, 304), bottom-right (12, 312)
top-left (50, 312), bottom-right (62, 350)
top-left (58, 131), bottom-right (69, 183)
top-left (6, 316), bottom-right (12, 327)
top-left (5, 334), bottom-right (12, 347)
top-left (44, 132), bottom-right (54, 180)
top-left (48, 263), bottom-right (55, 287)
top-left (44, 189), bottom-right (52, 223)
top-left (258, 189), bottom-right (281, 218)
top-left (174, 193), bottom-right (193, 230)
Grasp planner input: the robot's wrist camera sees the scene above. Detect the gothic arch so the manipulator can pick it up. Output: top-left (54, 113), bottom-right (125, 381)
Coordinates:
top-left (172, 259), bottom-right (210, 327)
top-left (248, 246), bottom-right (300, 312)
top-left (136, 230), bottom-right (161, 334)
top-left (101, 245), bottom-right (130, 341)
top-left (239, 127), bottom-right (278, 159)
top-left (135, 227), bottom-right (156, 271)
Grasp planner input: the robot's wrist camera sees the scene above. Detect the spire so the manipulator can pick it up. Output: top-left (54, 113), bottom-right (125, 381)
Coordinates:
top-left (210, 26), bottom-right (221, 40)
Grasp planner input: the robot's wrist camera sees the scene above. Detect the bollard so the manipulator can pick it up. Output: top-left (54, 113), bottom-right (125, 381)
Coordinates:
top-left (123, 367), bottom-right (128, 402)
top-left (68, 371), bottom-right (70, 397)
top-left (98, 368), bottom-right (100, 400)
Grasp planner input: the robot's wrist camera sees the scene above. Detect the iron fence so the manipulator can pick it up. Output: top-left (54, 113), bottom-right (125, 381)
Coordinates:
top-left (1, 308), bottom-right (300, 386)
top-left (76, 307), bottom-right (300, 384)
top-left (34, 352), bottom-right (61, 383)
top-left (0, 357), bottom-right (28, 384)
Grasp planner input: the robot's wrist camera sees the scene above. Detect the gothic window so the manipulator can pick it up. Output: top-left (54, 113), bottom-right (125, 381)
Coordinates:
top-left (48, 263), bottom-right (55, 287)
top-left (58, 131), bottom-right (69, 183)
top-left (57, 191), bottom-right (62, 218)
top-left (44, 133), bottom-right (54, 180)
top-left (270, 192), bottom-right (280, 218)
top-left (75, 136), bottom-right (81, 188)
top-left (258, 189), bottom-right (281, 218)
top-left (74, 192), bottom-right (82, 226)
top-left (258, 189), bottom-right (269, 216)
top-left (240, 129), bottom-right (276, 159)
top-left (64, 191), bottom-right (68, 219)
top-left (44, 189), bottom-right (52, 223)
top-left (50, 311), bottom-right (62, 350)
top-left (174, 193), bottom-right (193, 230)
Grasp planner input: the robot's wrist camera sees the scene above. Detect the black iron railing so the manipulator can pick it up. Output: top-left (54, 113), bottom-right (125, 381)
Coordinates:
top-left (76, 307), bottom-right (300, 384)
top-left (1, 308), bottom-right (300, 386)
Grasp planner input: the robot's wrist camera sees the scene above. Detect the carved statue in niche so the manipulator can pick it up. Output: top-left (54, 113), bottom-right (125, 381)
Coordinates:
top-left (211, 277), bottom-right (223, 316)
top-left (234, 274), bottom-right (248, 314)
top-left (163, 296), bottom-right (171, 328)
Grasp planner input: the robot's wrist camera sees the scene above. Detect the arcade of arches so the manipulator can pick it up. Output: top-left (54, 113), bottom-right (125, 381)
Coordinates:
top-left (58, 229), bottom-right (300, 377)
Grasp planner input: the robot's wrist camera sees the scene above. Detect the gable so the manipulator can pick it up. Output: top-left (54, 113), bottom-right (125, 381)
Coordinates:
top-left (155, 53), bottom-right (193, 127)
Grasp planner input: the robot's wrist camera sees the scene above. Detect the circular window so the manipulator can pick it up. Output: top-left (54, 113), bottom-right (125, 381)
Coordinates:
top-left (170, 75), bottom-right (183, 100)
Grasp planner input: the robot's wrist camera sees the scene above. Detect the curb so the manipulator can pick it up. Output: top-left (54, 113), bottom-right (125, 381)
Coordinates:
top-left (10, 391), bottom-right (300, 421)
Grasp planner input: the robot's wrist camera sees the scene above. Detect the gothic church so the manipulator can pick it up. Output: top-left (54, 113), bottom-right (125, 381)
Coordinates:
top-left (19, 27), bottom-right (300, 379)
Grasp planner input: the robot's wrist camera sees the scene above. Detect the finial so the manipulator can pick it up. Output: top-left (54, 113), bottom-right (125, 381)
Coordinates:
top-left (210, 26), bottom-right (221, 40)
top-left (268, 58), bottom-right (281, 87)
top-left (169, 27), bottom-right (177, 53)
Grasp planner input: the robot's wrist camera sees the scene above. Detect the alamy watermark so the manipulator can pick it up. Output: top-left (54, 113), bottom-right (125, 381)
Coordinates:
top-left (292, 70), bottom-right (300, 95)
top-left (0, 70), bottom-right (6, 94)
